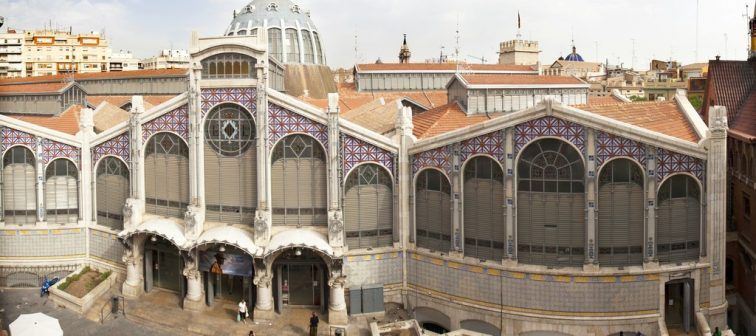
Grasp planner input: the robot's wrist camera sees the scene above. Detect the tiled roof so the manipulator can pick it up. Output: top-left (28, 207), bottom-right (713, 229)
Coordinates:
top-left (341, 98), bottom-right (402, 135)
top-left (0, 69), bottom-right (187, 85)
top-left (356, 63), bottom-right (535, 72)
top-left (730, 90), bottom-right (756, 139)
top-left (587, 96), bottom-right (624, 105)
top-left (574, 100), bottom-right (699, 143)
top-left (87, 95), bottom-right (177, 109)
top-left (412, 103), bottom-right (500, 139)
top-left (460, 74), bottom-right (585, 86)
top-left (0, 82), bottom-right (69, 94)
top-left (703, 60), bottom-right (756, 140)
top-left (93, 102), bottom-right (130, 133)
top-left (299, 83), bottom-right (448, 113)
top-left (11, 104), bottom-right (82, 135)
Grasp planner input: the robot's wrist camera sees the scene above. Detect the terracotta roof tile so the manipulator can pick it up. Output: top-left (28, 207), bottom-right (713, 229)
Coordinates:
top-left (0, 82), bottom-right (69, 94)
top-left (93, 102), bottom-right (129, 133)
top-left (702, 60), bottom-right (756, 128)
top-left (86, 95), bottom-right (177, 109)
top-left (412, 103), bottom-right (500, 139)
top-left (587, 96), bottom-right (623, 105)
top-left (11, 104), bottom-right (82, 135)
top-left (460, 74), bottom-right (584, 86)
top-left (299, 84), bottom-right (448, 113)
top-left (730, 90), bottom-right (756, 138)
top-left (0, 69), bottom-right (187, 85)
top-left (574, 101), bottom-right (699, 143)
top-left (356, 63), bottom-right (535, 72)
top-left (341, 98), bottom-right (401, 135)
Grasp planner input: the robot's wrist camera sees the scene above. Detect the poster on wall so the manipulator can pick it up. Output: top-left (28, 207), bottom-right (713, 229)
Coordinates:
top-left (199, 251), bottom-right (253, 277)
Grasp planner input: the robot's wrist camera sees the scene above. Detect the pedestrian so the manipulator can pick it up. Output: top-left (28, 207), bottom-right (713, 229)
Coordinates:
top-left (248, 331), bottom-right (256, 336)
top-left (713, 327), bottom-right (721, 336)
top-left (309, 312), bottom-right (319, 336)
top-left (238, 299), bottom-right (248, 324)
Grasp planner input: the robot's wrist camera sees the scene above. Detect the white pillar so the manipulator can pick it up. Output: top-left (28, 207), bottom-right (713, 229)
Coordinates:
top-left (35, 137), bottom-right (45, 223)
top-left (392, 105), bottom-right (414, 291)
top-left (645, 146), bottom-right (658, 266)
top-left (184, 64), bottom-right (204, 240)
top-left (327, 93), bottom-right (344, 248)
top-left (122, 235), bottom-right (146, 298)
top-left (584, 128), bottom-right (598, 269)
top-left (182, 250), bottom-right (205, 311)
top-left (706, 106), bottom-right (728, 328)
top-left (78, 109), bottom-right (94, 225)
top-left (504, 128), bottom-right (516, 262)
top-left (451, 143), bottom-right (462, 255)
top-left (253, 268), bottom-right (274, 321)
top-left (254, 63), bottom-right (272, 246)
top-left (123, 97), bottom-right (145, 230)
top-left (328, 273), bottom-right (348, 325)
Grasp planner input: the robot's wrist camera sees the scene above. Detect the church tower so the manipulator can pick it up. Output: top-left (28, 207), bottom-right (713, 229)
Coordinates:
top-left (750, 2), bottom-right (756, 60)
top-left (399, 34), bottom-right (411, 64)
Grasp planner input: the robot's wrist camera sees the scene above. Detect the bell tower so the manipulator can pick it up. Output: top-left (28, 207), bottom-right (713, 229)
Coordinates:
top-left (399, 34), bottom-right (411, 64)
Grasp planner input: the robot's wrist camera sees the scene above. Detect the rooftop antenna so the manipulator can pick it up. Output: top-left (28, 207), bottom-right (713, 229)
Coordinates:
top-left (744, 4), bottom-right (751, 56)
top-left (594, 41), bottom-right (598, 62)
top-left (455, 13), bottom-right (461, 72)
top-left (353, 32), bottom-right (359, 64)
top-left (516, 11), bottom-right (522, 39)
top-left (724, 33), bottom-right (728, 59)
top-left (631, 38), bottom-right (636, 70)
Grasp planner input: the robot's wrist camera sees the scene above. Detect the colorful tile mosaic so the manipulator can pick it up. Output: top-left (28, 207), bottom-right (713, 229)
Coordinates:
top-left (92, 132), bottom-right (130, 165)
top-left (460, 131), bottom-right (505, 163)
top-left (42, 139), bottom-right (80, 165)
top-left (142, 105), bottom-right (189, 142)
top-left (201, 88), bottom-right (257, 120)
top-left (595, 131), bottom-right (647, 168)
top-left (1, 127), bottom-right (37, 153)
top-left (268, 103), bottom-right (328, 150)
top-left (342, 134), bottom-right (395, 176)
top-left (514, 116), bottom-right (585, 154)
top-left (412, 146), bottom-right (453, 176)
top-left (656, 148), bottom-right (705, 183)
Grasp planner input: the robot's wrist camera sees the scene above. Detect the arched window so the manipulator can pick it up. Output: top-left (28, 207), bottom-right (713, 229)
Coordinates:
top-left (344, 164), bottom-right (393, 249)
top-left (45, 159), bottom-right (78, 224)
top-left (313, 31), bottom-right (324, 64)
top-left (201, 53), bottom-right (257, 80)
top-left (145, 133), bottom-right (189, 218)
top-left (2, 147), bottom-right (36, 225)
top-left (96, 157), bottom-right (129, 230)
top-left (597, 159), bottom-right (644, 266)
top-left (268, 28), bottom-right (283, 61)
top-left (204, 104), bottom-right (257, 224)
top-left (517, 138), bottom-right (585, 267)
top-left (657, 174), bottom-right (701, 263)
top-left (415, 169), bottom-right (451, 252)
top-left (463, 156), bottom-right (505, 261)
top-left (302, 30), bottom-right (314, 63)
top-left (285, 28), bottom-right (301, 63)
top-left (271, 134), bottom-right (327, 226)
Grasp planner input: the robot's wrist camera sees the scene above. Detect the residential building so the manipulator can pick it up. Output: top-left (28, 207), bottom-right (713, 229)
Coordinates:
top-left (23, 29), bottom-right (110, 77)
top-left (0, 29), bottom-right (25, 78)
top-left (0, 0), bottom-right (732, 335)
top-left (109, 50), bottom-right (140, 72)
top-left (140, 49), bottom-right (191, 70)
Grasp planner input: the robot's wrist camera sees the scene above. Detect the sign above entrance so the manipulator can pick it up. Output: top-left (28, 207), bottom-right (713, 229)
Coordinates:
top-left (199, 251), bottom-right (253, 277)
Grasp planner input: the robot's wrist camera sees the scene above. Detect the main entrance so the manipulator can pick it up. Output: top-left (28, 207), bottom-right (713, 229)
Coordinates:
top-left (199, 245), bottom-right (255, 307)
top-left (144, 236), bottom-right (184, 296)
top-left (665, 279), bottom-right (695, 333)
top-left (273, 248), bottom-right (327, 313)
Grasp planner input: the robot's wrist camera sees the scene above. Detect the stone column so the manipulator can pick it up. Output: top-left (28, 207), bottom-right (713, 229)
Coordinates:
top-left (184, 64), bottom-right (204, 240)
top-left (254, 63), bottom-right (271, 246)
top-left (35, 137), bottom-right (45, 223)
top-left (123, 97), bottom-right (145, 230)
top-left (253, 263), bottom-right (275, 321)
top-left (450, 143), bottom-right (462, 255)
top-left (707, 106), bottom-right (728, 326)
top-left (328, 269), bottom-right (348, 325)
top-left (584, 129), bottom-right (598, 269)
top-left (392, 105), bottom-right (415, 290)
top-left (122, 235), bottom-right (146, 298)
top-left (78, 108), bottom-right (95, 226)
top-left (645, 146), bottom-right (658, 266)
top-left (326, 93), bottom-right (344, 248)
top-left (182, 250), bottom-right (205, 311)
top-left (504, 128), bottom-right (516, 262)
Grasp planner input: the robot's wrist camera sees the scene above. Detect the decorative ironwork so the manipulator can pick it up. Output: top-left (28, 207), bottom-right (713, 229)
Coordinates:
top-left (514, 116), bottom-right (585, 155)
top-left (595, 131), bottom-right (647, 168)
top-left (460, 131), bottom-right (505, 163)
top-left (93, 132), bottom-right (130, 164)
top-left (42, 139), bottom-right (80, 165)
top-left (342, 134), bottom-right (394, 176)
top-left (142, 105), bottom-right (189, 142)
top-left (656, 148), bottom-right (705, 183)
top-left (201, 88), bottom-right (257, 120)
top-left (268, 103), bottom-right (328, 150)
top-left (1, 127), bottom-right (36, 153)
top-left (412, 145), bottom-right (453, 176)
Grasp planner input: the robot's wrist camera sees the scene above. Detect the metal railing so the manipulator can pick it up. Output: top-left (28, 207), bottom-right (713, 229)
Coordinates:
top-left (100, 295), bottom-right (126, 324)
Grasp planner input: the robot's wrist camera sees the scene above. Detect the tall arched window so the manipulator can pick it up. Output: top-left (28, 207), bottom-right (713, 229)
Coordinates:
top-left (517, 138), bottom-right (585, 267)
top-left (204, 104), bottom-right (257, 224)
top-left (657, 174), bottom-right (701, 263)
top-left (415, 169), bottom-right (452, 252)
top-left (463, 156), bottom-right (505, 261)
top-left (597, 159), bottom-right (644, 266)
top-left (302, 30), bottom-right (314, 64)
top-left (313, 32), bottom-right (324, 64)
top-left (145, 133), bottom-right (190, 218)
top-left (45, 159), bottom-right (79, 224)
top-left (344, 164), bottom-right (393, 249)
top-left (268, 28), bottom-right (283, 61)
top-left (96, 157), bottom-right (129, 230)
top-left (285, 28), bottom-right (301, 63)
top-left (2, 146), bottom-right (36, 225)
top-left (201, 53), bottom-right (257, 80)
top-left (271, 134), bottom-right (327, 226)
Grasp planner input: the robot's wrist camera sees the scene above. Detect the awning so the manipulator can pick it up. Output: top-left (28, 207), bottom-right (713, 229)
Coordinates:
top-left (265, 229), bottom-right (335, 258)
top-left (187, 225), bottom-right (259, 257)
top-left (118, 217), bottom-right (187, 249)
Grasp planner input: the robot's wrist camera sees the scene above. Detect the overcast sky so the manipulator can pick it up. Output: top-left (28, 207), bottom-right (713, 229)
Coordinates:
top-left (2, 0), bottom-right (753, 69)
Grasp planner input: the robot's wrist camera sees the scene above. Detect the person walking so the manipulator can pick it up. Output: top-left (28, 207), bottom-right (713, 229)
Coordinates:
top-left (309, 312), bottom-right (319, 336)
top-left (238, 299), bottom-right (248, 324)
top-left (713, 327), bottom-right (721, 336)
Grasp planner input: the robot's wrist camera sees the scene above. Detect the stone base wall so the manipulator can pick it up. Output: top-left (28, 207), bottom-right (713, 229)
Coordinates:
top-left (0, 227), bottom-right (85, 258)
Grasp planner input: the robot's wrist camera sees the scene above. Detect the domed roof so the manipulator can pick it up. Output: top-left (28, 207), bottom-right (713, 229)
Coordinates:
top-left (564, 46), bottom-right (584, 62)
top-left (226, 0), bottom-right (318, 35)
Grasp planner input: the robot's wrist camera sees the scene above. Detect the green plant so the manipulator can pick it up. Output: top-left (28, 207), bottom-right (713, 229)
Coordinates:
top-left (688, 95), bottom-right (703, 111)
top-left (629, 95), bottom-right (646, 102)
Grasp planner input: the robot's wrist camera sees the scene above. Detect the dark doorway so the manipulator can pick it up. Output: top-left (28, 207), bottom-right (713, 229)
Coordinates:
top-left (273, 248), bottom-right (328, 313)
top-left (665, 279), bottom-right (695, 334)
top-left (422, 322), bottom-right (449, 334)
top-left (144, 236), bottom-right (184, 295)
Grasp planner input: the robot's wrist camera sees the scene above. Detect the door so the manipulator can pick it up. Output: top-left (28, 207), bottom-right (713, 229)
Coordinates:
top-left (289, 264), bottom-right (314, 305)
top-left (205, 272), bottom-right (214, 306)
top-left (144, 250), bottom-right (154, 292)
top-left (665, 280), bottom-right (694, 333)
top-left (157, 251), bottom-right (181, 292)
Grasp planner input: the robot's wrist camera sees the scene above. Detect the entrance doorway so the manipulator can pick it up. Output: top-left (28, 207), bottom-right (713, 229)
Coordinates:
top-left (665, 279), bottom-right (695, 333)
top-left (144, 236), bottom-right (184, 296)
top-left (198, 245), bottom-right (255, 307)
top-left (273, 248), bottom-right (327, 313)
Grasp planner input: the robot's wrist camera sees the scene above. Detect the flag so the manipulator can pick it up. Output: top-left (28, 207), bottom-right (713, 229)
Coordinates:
top-left (518, 12), bottom-right (521, 29)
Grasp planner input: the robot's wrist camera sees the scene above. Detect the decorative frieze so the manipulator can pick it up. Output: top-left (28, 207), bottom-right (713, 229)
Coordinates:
top-left (268, 103), bottom-right (328, 150)
top-left (201, 88), bottom-right (257, 120)
top-left (412, 145), bottom-right (453, 176)
top-left (595, 131), bottom-right (646, 168)
top-left (514, 116), bottom-right (585, 154)
top-left (92, 132), bottom-right (130, 165)
top-left (1, 127), bottom-right (36, 153)
top-left (342, 134), bottom-right (394, 176)
top-left (460, 130), bottom-right (505, 163)
top-left (42, 139), bottom-right (80, 166)
top-left (142, 105), bottom-right (189, 143)
top-left (656, 147), bottom-right (705, 183)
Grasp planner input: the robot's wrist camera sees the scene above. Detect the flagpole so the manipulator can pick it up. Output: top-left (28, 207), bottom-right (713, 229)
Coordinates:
top-left (517, 11), bottom-right (522, 39)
